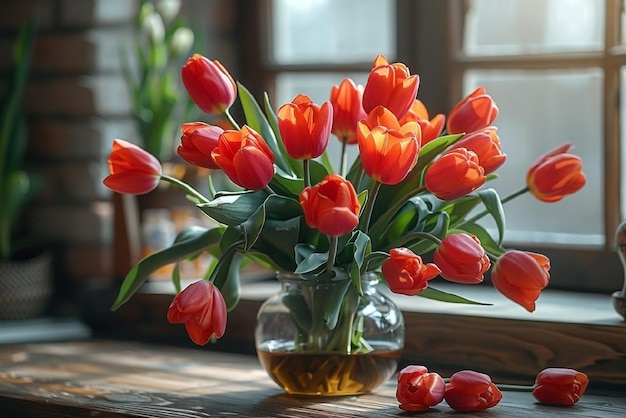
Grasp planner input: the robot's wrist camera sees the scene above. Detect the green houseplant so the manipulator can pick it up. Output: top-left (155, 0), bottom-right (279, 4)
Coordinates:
top-left (0, 17), bottom-right (51, 320)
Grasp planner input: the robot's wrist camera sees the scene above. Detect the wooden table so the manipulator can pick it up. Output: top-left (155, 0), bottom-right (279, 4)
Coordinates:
top-left (0, 340), bottom-right (624, 417)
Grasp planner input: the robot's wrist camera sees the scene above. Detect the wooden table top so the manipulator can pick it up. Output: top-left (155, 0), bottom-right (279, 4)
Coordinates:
top-left (0, 340), bottom-right (624, 417)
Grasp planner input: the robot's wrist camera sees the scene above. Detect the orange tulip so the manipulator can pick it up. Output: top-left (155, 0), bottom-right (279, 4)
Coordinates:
top-left (103, 139), bottom-right (162, 195)
top-left (181, 54), bottom-right (237, 115)
top-left (532, 368), bottom-right (589, 406)
top-left (167, 280), bottom-right (227, 346)
top-left (396, 365), bottom-right (446, 411)
top-left (526, 142), bottom-right (586, 202)
top-left (491, 250), bottom-right (550, 312)
top-left (330, 78), bottom-right (367, 144)
top-left (434, 234), bottom-right (490, 284)
top-left (299, 174), bottom-right (361, 237)
top-left (450, 127), bottom-right (506, 174)
top-left (400, 99), bottom-right (445, 145)
top-left (362, 55), bottom-right (419, 119)
top-left (382, 248), bottom-right (441, 296)
top-left (444, 370), bottom-right (503, 412)
top-left (277, 94), bottom-right (333, 160)
top-left (357, 106), bottom-right (421, 185)
top-left (446, 87), bottom-right (499, 135)
top-left (424, 148), bottom-right (486, 200)
top-left (177, 122), bottom-right (223, 169)
top-left (211, 125), bottom-right (275, 190)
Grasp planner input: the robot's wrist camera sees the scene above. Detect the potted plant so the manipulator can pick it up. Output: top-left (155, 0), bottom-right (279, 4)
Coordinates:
top-left (0, 17), bottom-right (51, 320)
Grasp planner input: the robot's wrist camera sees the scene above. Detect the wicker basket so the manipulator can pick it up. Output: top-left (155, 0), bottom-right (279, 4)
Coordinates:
top-left (0, 252), bottom-right (52, 320)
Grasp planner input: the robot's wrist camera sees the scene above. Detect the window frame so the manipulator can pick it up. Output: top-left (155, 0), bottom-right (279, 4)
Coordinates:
top-left (238, 0), bottom-right (624, 293)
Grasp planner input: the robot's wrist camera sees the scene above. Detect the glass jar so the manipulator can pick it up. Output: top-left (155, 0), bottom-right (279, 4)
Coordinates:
top-left (255, 272), bottom-right (404, 396)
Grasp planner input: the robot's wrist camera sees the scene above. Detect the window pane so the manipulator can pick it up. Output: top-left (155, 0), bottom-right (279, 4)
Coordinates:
top-left (463, 0), bottom-right (603, 55)
top-left (271, 0), bottom-right (395, 64)
top-left (464, 69), bottom-right (604, 245)
top-left (275, 72), bottom-right (368, 172)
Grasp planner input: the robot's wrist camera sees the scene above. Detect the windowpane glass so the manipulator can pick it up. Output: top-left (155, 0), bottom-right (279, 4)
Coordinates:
top-left (271, 0), bottom-right (395, 64)
top-left (275, 72), bottom-right (368, 172)
top-left (463, 0), bottom-right (604, 55)
top-left (464, 69), bottom-right (604, 245)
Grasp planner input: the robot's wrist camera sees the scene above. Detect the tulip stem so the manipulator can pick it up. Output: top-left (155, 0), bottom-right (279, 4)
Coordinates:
top-left (161, 174), bottom-right (211, 204)
top-left (462, 186), bottom-right (530, 226)
top-left (207, 173), bottom-right (216, 199)
top-left (303, 159), bottom-right (311, 188)
top-left (339, 137), bottom-right (348, 177)
top-left (360, 181), bottom-right (382, 234)
top-left (326, 236), bottom-right (338, 275)
top-left (224, 109), bottom-right (240, 130)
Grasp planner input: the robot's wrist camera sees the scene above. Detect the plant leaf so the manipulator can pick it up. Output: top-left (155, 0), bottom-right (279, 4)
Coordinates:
top-left (111, 226), bottom-right (223, 310)
top-left (419, 286), bottom-right (491, 305)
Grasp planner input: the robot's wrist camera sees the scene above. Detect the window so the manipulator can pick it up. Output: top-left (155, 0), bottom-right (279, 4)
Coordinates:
top-left (243, 0), bottom-right (623, 293)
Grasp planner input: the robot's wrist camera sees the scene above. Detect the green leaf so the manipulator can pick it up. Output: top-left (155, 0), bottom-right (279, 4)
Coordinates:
top-left (294, 252), bottom-right (328, 277)
top-left (419, 287), bottom-right (491, 305)
top-left (210, 251), bottom-right (243, 311)
top-left (111, 227), bottom-right (223, 310)
top-left (323, 278), bottom-right (352, 330)
top-left (198, 190), bottom-right (267, 225)
top-left (238, 82), bottom-right (291, 174)
top-left (241, 203), bottom-right (265, 251)
top-left (477, 188), bottom-right (506, 245)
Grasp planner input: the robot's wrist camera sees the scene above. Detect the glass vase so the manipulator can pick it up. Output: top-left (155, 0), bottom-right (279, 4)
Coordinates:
top-left (255, 272), bottom-right (404, 396)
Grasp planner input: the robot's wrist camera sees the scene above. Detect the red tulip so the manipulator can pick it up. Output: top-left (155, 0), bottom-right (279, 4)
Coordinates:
top-left (356, 106), bottom-right (421, 185)
top-left (532, 368), bottom-right (589, 406)
top-left (444, 370), bottom-right (503, 412)
top-left (396, 365), bottom-right (446, 411)
top-left (399, 99), bottom-right (445, 145)
top-left (526, 142), bottom-right (586, 202)
top-left (434, 234), bottom-right (490, 284)
top-left (446, 87), bottom-right (499, 135)
top-left (299, 174), bottom-right (361, 237)
top-left (278, 94), bottom-right (333, 160)
top-left (450, 127), bottom-right (506, 174)
top-left (103, 139), bottom-right (162, 195)
top-left (362, 54), bottom-right (419, 119)
top-left (211, 125), bottom-right (275, 190)
top-left (330, 78), bottom-right (367, 144)
top-left (177, 122), bottom-right (224, 169)
top-left (491, 250), bottom-right (550, 312)
top-left (167, 280), bottom-right (227, 346)
top-left (424, 148), bottom-right (486, 200)
top-left (181, 54), bottom-right (237, 115)
top-left (382, 248), bottom-right (441, 296)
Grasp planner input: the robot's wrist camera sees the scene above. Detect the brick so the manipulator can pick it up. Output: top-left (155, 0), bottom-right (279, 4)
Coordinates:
top-left (26, 202), bottom-right (114, 245)
top-left (25, 75), bottom-right (132, 117)
top-left (0, 0), bottom-right (55, 31)
top-left (61, 0), bottom-right (138, 27)
top-left (28, 118), bottom-right (138, 159)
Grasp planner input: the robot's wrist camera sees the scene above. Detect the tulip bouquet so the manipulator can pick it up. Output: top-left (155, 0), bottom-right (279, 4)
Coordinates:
top-left (104, 53), bottom-right (586, 350)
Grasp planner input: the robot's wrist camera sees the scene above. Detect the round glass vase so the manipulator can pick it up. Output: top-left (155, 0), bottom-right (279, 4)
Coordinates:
top-left (255, 272), bottom-right (404, 396)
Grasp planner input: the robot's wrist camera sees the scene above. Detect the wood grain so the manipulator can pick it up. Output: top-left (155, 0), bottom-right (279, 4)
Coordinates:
top-left (0, 341), bottom-right (625, 417)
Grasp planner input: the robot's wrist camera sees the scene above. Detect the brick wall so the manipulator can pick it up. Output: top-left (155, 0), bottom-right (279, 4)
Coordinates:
top-left (0, 0), bottom-right (240, 315)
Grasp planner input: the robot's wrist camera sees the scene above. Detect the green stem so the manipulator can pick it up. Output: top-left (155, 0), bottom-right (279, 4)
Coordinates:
top-left (161, 174), bottom-right (210, 204)
top-left (463, 186), bottom-right (530, 225)
top-left (224, 108), bottom-right (240, 130)
top-left (339, 137), bottom-right (348, 177)
top-left (207, 173), bottom-right (216, 199)
top-left (326, 236), bottom-right (338, 275)
top-left (360, 181), bottom-right (382, 234)
top-left (0, 218), bottom-right (10, 259)
top-left (303, 159), bottom-right (311, 188)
